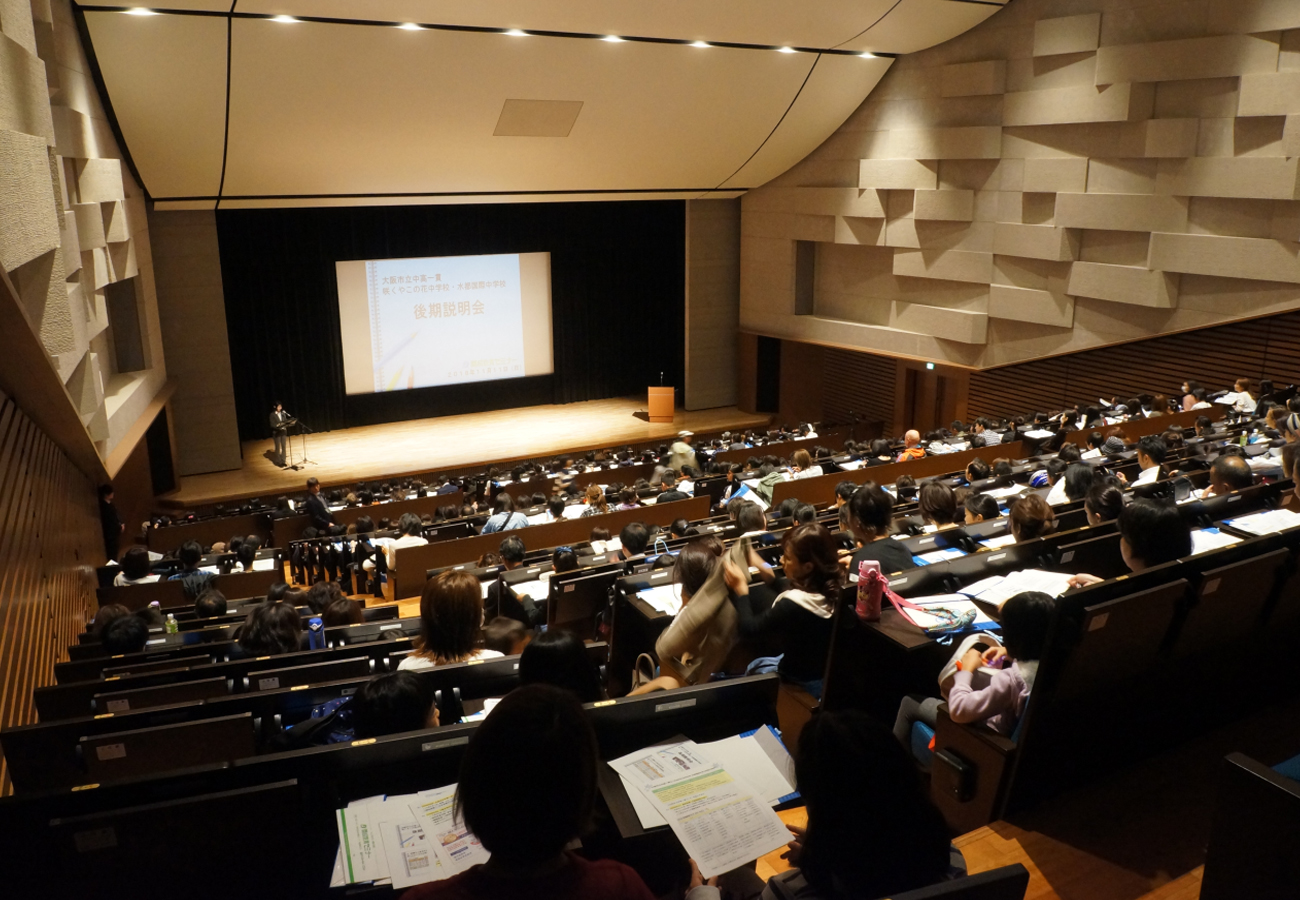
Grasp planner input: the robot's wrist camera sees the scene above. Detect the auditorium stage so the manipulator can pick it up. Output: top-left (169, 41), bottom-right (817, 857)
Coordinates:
top-left (161, 397), bottom-right (772, 508)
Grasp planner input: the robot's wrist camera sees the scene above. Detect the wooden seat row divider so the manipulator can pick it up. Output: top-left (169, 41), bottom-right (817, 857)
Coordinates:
top-left (770, 442), bottom-right (1025, 509)
top-left (392, 495), bottom-right (710, 598)
top-left (146, 511), bottom-right (274, 554)
top-left (269, 490), bottom-right (464, 548)
top-left (94, 567), bottom-right (285, 612)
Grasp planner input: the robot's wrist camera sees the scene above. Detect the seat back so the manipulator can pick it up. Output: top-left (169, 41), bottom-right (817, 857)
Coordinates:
top-left (887, 864), bottom-right (1030, 900)
top-left (80, 713), bottom-right (257, 784)
top-left (41, 779), bottom-right (306, 900)
top-left (1050, 580), bottom-right (1187, 702)
top-left (246, 656), bottom-right (374, 691)
top-left (93, 676), bottom-right (230, 714)
top-left (548, 568), bottom-right (618, 638)
top-left (1171, 549), bottom-right (1289, 658)
top-left (1201, 752), bottom-right (1300, 900)
top-left (1053, 532), bottom-right (1127, 580)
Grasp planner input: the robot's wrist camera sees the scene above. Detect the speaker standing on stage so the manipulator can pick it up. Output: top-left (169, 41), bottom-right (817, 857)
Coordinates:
top-left (270, 402), bottom-right (290, 465)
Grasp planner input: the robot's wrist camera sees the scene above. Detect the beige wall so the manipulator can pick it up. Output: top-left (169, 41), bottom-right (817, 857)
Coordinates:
top-left (685, 198), bottom-right (741, 410)
top-left (149, 209), bottom-right (242, 475)
top-left (740, 0), bottom-right (1300, 370)
top-left (0, 0), bottom-right (166, 466)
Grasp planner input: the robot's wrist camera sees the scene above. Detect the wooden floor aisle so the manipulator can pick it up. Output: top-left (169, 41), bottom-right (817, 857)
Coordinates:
top-left (163, 397), bottom-right (771, 507)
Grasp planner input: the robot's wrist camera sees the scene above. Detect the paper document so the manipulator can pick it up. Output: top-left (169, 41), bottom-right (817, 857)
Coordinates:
top-left (983, 485), bottom-right (1027, 500)
top-left (612, 740), bottom-right (791, 878)
top-left (837, 460), bottom-right (863, 471)
top-left (1190, 527), bottom-right (1242, 555)
top-left (252, 557), bottom-right (278, 572)
top-left (411, 784), bottom-right (492, 877)
top-left (1024, 429), bottom-right (1056, 439)
top-left (914, 547), bottom-right (966, 565)
top-left (979, 533), bottom-right (1018, 550)
top-left (336, 795), bottom-right (394, 885)
top-left (637, 583), bottom-right (684, 616)
top-left (1081, 448), bottom-right (1102, 460)
top-left (960, 569), bottom-right (1074, 607)
top-left (1224, 508), bottom-right (1300, 536)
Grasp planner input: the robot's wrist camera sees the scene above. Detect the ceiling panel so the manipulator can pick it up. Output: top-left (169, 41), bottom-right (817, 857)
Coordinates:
top-left (230, 0), bottom-right (901, 49)
top-left (721, 54), bottom-right (893, 189)
top-left (845, 0), bottom-right (1005, 55)
top-left (83, 10), bottom-right (227, 197)
top-left (221, 19), bottom-right (843, 196)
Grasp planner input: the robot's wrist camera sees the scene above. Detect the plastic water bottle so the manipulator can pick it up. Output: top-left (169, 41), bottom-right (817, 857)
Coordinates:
top-left (165, 613), bottom-right (178, 634)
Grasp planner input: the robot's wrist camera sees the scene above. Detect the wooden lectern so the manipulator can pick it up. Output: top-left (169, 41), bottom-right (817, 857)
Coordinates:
top-left (648, 387), bottom-right (675, 423)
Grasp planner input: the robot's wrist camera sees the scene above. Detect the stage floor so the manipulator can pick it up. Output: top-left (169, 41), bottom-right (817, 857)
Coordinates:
top-left (162, 397), bottom-right (771, 507)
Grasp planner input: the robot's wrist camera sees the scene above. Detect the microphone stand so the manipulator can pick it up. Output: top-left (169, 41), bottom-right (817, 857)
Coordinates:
top-left (295, 419), bottom-right (317, 469)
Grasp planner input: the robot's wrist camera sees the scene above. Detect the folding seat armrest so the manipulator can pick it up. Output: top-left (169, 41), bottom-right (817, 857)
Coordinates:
top-left (929, 703), bottom-right (1017, 834)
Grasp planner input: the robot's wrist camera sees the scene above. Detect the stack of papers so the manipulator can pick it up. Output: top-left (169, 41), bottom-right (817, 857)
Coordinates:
top-left (982, 484), bottom-right (1028, 500)
top-left (1024, 429), bottom-right (1056, 439)
top-left (637, 583), bottom-right (684, 616)
top-left (1189, 527), bottom-right (1242, 555)
top-left (333, 784), bottom-right (491, 890)
top-left (1224, 508), bottom-right (1300, 536)
top-left (837, 460), bottom-right (864, 471)
top-left (608, 729), bottom-right (796, 878)
top-left (959, 569), bottom-right (1075, 607)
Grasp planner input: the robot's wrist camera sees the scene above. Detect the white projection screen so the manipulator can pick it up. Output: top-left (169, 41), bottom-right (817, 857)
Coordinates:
top-left (337, 252), bottom-right (553, 395)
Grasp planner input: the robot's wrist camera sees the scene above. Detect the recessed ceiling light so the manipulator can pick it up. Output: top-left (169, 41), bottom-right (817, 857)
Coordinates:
top-left (602, 35), bottom-right (623, 42)
top-left (691, 41), bottom-right (710, 48)
top-left (270, 15), bottom-right (299, 23)
top-left (777, 46), bottom-right (796, 53)
top-left (860, 51), bottom-right (876, 59)
top-left (505, 29), bottom-right (527, 37)
top-left (124, 7), bottom-right (157, 14)
top-left (398, 22), bottom-right (422, 30)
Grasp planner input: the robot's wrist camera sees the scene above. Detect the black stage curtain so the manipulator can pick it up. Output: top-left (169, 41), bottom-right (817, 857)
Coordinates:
top-left (215, 201), bottom-right (685, 442)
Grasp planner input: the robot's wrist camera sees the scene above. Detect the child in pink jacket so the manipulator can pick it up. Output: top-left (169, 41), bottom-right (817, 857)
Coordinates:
top-left (948, 591), bottom-right (1056, 735)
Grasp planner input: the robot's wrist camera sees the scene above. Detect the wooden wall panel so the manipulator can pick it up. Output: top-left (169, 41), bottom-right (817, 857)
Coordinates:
top-left (0, 387), bottom-right (99, 795)
top-left (967, 309), bottom-right (1300, 419)
top-left (822, 347), bottom-right (897, 431)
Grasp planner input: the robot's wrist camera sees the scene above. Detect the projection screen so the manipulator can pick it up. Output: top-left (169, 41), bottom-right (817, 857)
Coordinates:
top-left (337, 252), bottom-right (553, 395)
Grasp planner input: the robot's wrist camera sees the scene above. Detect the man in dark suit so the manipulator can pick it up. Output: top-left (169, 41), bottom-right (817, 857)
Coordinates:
top-left (270, 403), bottom-right (291, 466)
top-left (304, 477), bottom-right (336, 532)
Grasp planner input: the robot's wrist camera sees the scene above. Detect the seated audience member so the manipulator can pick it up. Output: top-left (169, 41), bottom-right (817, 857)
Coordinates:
top-left (669, 518), bottom-right (692, 539)
top-left (965, 458), bottom-right (991, 484)
top-left (113, 546), bottom-right (158, 586)
top-left (235, 601), bottom-right (302, 657)
top-left (1193, 415), bottom-right (1215, 438)
top-left (195, 589), bottom-right (227, 619)
top-left (791, 448), bottom-right (823, 480)
top-left (580, 483), bottom-right (611, 517)
top-left (964, 493), bottom-right (1000, 525)
top-left (135, 603), bottom-right (165, 630)
top-left (354, 515), bottom-right (375, 535)
top-left (654, 472), bottom-right (690, 504)
top-left (322, 597), bottom-right (364, 628)
top-left (306, 579), bottom-right (342, 614)
top-left (1219, 377), bottom-right (1258, 415)
top-left (167, 540), bottom-right (216, 600)
top-left (733, 501), bottom-right (768, 539)
top-left (864, 439), bottom-right (894, 466)
top-left (399, 570), bottom-right (503, 671)
top-left (724, 524), bottom-right (841, 699)
top-left (588, 526), bottom-right (612, 551)
top-left (893, 590), bottom-right (1054, 748)
top-left (235, 540), bottom-right (257, 572)
top-left (896, 430), bottom-right (925, 462)
top-left (1204, 454), bottom-right (1254, 497)
top-left (638, 537), bottom-right (732, 694)
top-left (483, 616), bottom-right (531, 656)
top-left (403, 685), bottom-right (656, 900)
top-left (615, 488), bottom-right (640, 511)
top-left (973, 417), bottom-right (1003, 446)
top-left (614, 522), bottom-right (648, 561)
top-left (1009, 494), bottom-right (1056, 543)
top-left (1124, 435), bottom-right (1168, 487)
top-left (691, 710), bottom-right (961, 900)
top-left (1047, 463), bottom-right (1094, 506)
top-left (102, 615), bottom-right (149, 655)
top-left (791, 502), bottom-right (817, 525)
top-left (918, 481), bottom-right (958, 531)
top-left (1069, 499), bottom-right (1193, 587)
top-left (481, 493), bottom-right (529, 533)
top-left (489, 535), bottom-right (545, 628)
top-left (544, 496), bottom-right (566, 523)
top-left (992, 459), bottom-right (1014, 478)
top-left (894, 474), bottom-right (918, 502)
top-left (351, 671), bottom-right (439, 739)
top-left (1084, 482), bottom-right (1125, 525)
top-left (365, 513), bottom-right (428, 577)
top-left (92, 603), bottom-right (131, 638)
top-left (1057, 442), bottom-right (1082, 463)
top-left (552, 546), bottom-right (579, 573)
top-left (519, 630), bottom-right (605, 703)
top-left (842, 483), bottom-right (912, 575)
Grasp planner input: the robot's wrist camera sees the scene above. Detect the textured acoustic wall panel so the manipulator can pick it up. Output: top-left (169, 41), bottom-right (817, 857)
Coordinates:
top-left (1, 0), bottom-right (167, 464)
top-left (741, 0), bottom-right (1300, 370)
top-left (0, 387), bottom-right (100, 795)
top-left (822, 346), bottom-right (897, 429)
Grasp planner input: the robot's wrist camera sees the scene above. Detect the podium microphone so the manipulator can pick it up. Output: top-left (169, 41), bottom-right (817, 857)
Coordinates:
top-left (659, 371), bottom-right (664, 386)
